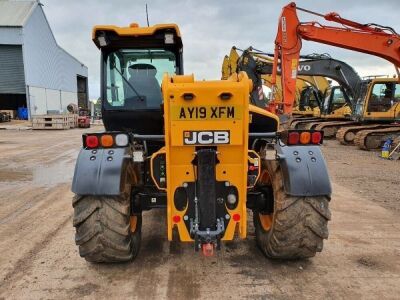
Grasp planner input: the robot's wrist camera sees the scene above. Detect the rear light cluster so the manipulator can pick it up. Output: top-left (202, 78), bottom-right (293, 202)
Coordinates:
top-left (83, 133), bottom-right (129, 149)
top-left (285, 130), bottom-right (323, 146)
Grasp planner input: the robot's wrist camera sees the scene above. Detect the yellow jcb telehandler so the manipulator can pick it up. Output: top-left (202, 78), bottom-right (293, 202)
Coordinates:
top-left (71, 22), bottom-right (331, 262)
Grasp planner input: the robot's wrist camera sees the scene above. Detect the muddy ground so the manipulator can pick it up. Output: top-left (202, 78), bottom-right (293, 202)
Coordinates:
top-left (0, 127), bottom-right (399, 299)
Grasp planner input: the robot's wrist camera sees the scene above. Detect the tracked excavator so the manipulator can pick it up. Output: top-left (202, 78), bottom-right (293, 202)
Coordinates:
top-left (336, 77), bottom-right (400, 148)
top-left (222, 48), bottom-right (326, 116)
top-left (70, 22), bottom-right (332, 263)
top-left (222, 47), bottom-right (328, 117)
top-left (273, 2), bottom-right (400, 149)
top-left (223, 47), bottom-right (364, 136)
top-left (222, 48), bottom-right (330, 100)
top-left (221, 46), bottom-right (330, 116)
top-left (222, 48), bottom-right (341, 118)
top-left (297, 85), bottom-right (358, 137)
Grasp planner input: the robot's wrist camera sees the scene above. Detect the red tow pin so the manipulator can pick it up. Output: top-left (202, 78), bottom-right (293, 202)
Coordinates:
top-left (201, 243), bottom-right (214, 257)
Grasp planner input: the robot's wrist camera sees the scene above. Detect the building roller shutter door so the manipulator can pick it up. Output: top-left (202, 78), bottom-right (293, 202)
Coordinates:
top-left (0, 45), bottom-right (25, 94)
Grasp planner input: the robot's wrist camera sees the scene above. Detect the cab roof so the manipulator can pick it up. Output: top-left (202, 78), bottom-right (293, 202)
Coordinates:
top-left (92, 23), bottom-right (182, 48)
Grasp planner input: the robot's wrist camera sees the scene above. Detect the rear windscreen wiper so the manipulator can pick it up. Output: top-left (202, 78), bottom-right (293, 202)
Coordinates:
top-left (111, 62), bottom-right (145, 101)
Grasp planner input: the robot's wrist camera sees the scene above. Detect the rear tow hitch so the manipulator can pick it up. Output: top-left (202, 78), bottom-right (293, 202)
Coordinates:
top-left (190, 217), bottom-right (225, 255)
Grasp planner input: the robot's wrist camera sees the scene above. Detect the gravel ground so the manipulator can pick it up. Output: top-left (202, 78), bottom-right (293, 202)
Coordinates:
top-left (0, 128), bottom-right (399, 299)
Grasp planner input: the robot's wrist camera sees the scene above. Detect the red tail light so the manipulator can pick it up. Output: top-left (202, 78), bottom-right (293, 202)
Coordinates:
top-left (311, 131), bottom-right (322, 144)
top-left (82, 132), bottom-right (130, 149)
top-left (86, 135), bottom-right (99, 148)
top-left (285, 130), bottom-right (323, 145)
top-left (288, 132), bottom-right (300, 145)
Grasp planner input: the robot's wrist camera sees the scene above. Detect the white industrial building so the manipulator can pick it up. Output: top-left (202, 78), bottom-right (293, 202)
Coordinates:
top-left (0, 0), bottom-right (88, 118)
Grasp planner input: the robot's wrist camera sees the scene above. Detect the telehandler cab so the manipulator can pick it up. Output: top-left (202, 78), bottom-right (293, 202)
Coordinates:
top-left (71, 22), bottom-right (331, 262)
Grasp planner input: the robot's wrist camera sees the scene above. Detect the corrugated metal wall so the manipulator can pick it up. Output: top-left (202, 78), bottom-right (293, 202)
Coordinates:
top-left (0, 27), bottom-right (23, 45)
top-left (22, 6), bottom-right (87, 92)
top-left (0, 45), bottom-right (25, 94)
top-left (28, 85), bottom-right (77, 115)
top-left (23, 7), bottom-right (62, 91)
top-left (21, 5), bottom-right (88, 116)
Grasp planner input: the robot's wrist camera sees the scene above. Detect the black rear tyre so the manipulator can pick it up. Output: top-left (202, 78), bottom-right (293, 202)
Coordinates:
top-left (73, 195), bottom-right (141, 263)
top-left (254, 161), bottom-right (331, 259)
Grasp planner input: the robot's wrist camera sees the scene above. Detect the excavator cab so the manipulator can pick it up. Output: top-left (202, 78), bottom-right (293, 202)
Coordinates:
top-left (299, 85), bottom-right (322, 111)
top-left (321, 86), bottom-right (352, 118)
top-left (352, 78), bottom-right (400, 122)
top-left (365, 79), bottom-right (400, 120)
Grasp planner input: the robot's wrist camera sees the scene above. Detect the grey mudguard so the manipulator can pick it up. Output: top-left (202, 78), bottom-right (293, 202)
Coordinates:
top-left (276, 144), bottom-right (332, 197)
top-left (71, 147), bottom-right (130, 196)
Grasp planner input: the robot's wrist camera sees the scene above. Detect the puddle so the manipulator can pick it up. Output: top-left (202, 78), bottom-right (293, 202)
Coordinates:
top-left (0, 162), bottom-right (74, 187)
top-left (33, 162), bottom-right (74, 186)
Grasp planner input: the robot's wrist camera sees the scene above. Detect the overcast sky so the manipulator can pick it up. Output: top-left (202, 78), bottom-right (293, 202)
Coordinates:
top-left (40, 0), bottom-right (400, 99)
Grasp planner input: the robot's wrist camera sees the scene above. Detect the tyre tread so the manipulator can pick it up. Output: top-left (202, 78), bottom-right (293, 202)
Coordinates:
top-left (73, 195), bottom-right (140, 263)
top-left (254, 161), bottom-right (331, 259)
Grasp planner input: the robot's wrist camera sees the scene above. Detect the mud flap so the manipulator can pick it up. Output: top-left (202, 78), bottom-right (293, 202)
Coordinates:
top-left (71, 147), bottom-right (130, 195)
top-left (275, 144), bottom-right (332, 197)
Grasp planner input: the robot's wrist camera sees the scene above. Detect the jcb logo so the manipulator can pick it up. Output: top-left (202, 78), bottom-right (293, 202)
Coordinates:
top-left (183, 131), bottom-right (230, 145)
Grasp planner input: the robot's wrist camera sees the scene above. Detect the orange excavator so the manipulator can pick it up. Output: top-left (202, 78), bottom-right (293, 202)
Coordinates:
top-left (272, 2), bottom-right (400, 150)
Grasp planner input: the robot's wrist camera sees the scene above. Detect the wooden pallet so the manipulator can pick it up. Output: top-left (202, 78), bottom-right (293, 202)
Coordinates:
top-left (32, 114), bottom-right (77, 130)
top-left (68, 114), bottom-right (78, 128)
top-left (32, 123), bottom-right (69, 130)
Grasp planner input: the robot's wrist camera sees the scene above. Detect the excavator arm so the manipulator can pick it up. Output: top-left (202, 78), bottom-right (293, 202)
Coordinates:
top-left (273, 1), bottom-right (400, 116)
top-left (262, 56), bottom-right (362, 100)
